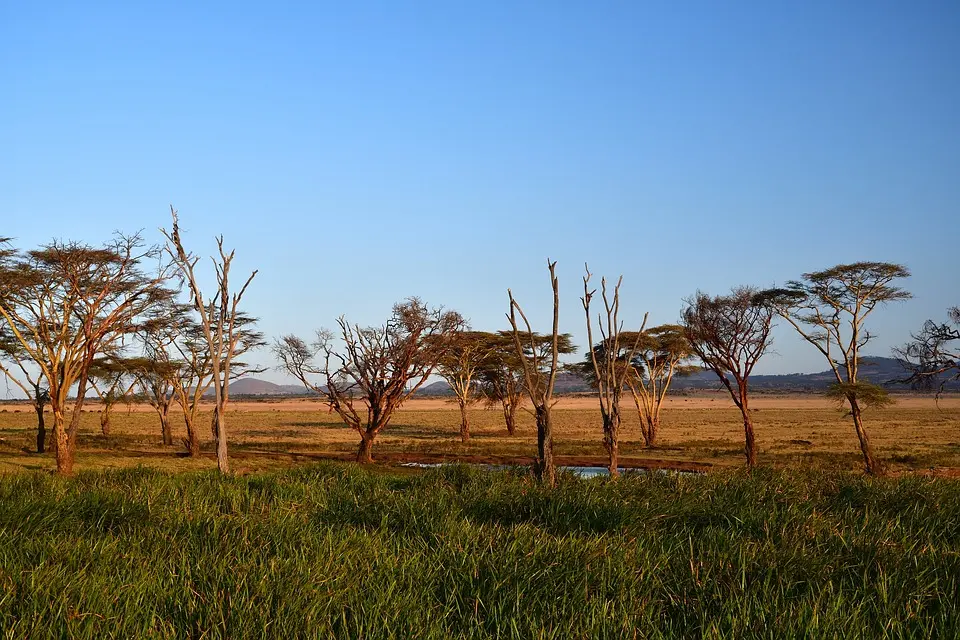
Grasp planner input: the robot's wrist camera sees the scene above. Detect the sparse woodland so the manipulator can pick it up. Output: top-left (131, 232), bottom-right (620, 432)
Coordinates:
top-left (0, 216), bottom-right (958, 639)
top-left (0, 216), bottom-right (948, 479)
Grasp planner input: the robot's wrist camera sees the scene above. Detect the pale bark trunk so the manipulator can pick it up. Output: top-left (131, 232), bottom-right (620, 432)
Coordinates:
top-left (53, 411), bottom-right (71, 474)
top-left (213, 406), bottom-right (229, 474)
top-left (458, 398), bottom-right (470, 443)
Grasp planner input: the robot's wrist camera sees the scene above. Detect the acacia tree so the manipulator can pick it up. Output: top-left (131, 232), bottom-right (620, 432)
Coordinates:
top-left (762, 262), bottom-right (910, 475)
top-left (167, 319), bottom-right (214, 457)
top-left (570, 325), bottom-right (696, 449)
top-left (276, 298), bottom-right (463, 463)
top-left (627, 325), bottom-right (698, 447)
top-left (581, 266), bottom-right (647, 477)
top-left (89, 357), bottom-right (138, 438)
top-left (477, 330), bottom-right (575, 436)
top-left (476, 332), bottom-right (527, 435)
top-left (126, 355), bottom-right (178, 446)
top-left (895, 306), bottom-right (959, 398)
top-left (0, 235), bottom-right (173, 474)
top-left (163, 207), bottom-right (261, 474)
top-left (0, 327), bottom-right (49, 453)
top-left (507, 260), bottom-right (567, 487)
top-left (435, 330), bottom-right (499, 443)
top-left (682, 287), bottom-right (774, 468)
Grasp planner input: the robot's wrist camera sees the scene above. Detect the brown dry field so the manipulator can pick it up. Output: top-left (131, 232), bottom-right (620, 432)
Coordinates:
top-left (0, 392), bottom-right (958, 475)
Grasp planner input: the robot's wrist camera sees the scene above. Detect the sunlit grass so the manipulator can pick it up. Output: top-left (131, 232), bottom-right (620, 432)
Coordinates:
top-left (0, 464), bottom-right (958, 638)
top-left (0, 394), bottom-right (957, 474)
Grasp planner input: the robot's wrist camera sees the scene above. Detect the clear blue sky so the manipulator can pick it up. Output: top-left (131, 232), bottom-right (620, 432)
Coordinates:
top-left (2, 1), bottom-right (958, 382)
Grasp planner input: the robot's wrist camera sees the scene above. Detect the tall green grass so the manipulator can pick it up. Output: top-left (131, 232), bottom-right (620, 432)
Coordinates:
top-left (0, 464), bottom-right (958, 638)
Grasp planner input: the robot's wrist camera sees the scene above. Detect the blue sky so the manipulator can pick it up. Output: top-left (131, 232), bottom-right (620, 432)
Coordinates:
top-left (2, 1), bottom-right (958, 383)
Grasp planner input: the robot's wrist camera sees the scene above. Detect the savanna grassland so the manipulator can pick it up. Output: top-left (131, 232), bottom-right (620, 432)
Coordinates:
top-left (1, 395), bottom-right (959, 638)
top-left (1, 464), bottom-right (959, 638)
top-left (0, 393), bottom-right (958, 475)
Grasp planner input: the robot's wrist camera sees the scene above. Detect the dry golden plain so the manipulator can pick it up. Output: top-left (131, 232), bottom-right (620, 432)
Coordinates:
top-left (0, 392), bottom-right (958, 475)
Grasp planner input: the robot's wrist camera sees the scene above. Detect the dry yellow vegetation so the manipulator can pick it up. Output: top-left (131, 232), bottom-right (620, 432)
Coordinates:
top-left (0, 393), bottom-right (957, 475)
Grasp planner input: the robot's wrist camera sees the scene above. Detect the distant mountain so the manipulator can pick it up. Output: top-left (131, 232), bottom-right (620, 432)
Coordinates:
top-left (672, 356), bottom-right (950, 391)
top-left (419, 381), bottom-right (454, 396)
top-left (214, 378), bottom-right (317, 396)
top-left (216, 357), bottom-right (951, 399)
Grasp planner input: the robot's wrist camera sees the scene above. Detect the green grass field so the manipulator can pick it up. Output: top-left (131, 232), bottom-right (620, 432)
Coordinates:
top-left (1, 463), bottom-right (958, 638)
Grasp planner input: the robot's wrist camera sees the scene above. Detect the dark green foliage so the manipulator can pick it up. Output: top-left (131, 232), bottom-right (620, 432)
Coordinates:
top-left (825, 381), bottom-right (895, 410)
top-left (1, 464), bottom-right (959, 638)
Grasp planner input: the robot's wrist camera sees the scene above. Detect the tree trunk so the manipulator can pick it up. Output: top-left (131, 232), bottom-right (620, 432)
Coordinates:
top-left (602, 407), bottom-right (621, 478)
top-left (34, 402), bottom-right (46, 454)
top-left (534, 404), bottom-right (555, 487)
top-left (100, 409), bottom-right (111, 437)
top-left (502, 399), bottom-right (516, 436)
top-left (727, 378), bottom-right (756, 469)
top-left (849, 395), bottom-right (882, 475)
top-left (160, 409), bottom-right (173, 446)
top-left (737, 387), bottom-right (756, 468)
top-left (458, 398), bottom-right (470, 443)
top-left (641, 413), bottom-right (659, 448)
top-left (214, 405), bottom-right (229, 474)
top-left (741, 410), bottom-right (757, 468)
top-left (53, 411), bottom-right (72, 475)
top-left (184, 414), bottom-right (201, 457)
top-left (357, 432), bottom-right (375, 464)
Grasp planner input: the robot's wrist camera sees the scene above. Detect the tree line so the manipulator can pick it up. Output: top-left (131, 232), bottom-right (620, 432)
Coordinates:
top-left (1, 212), bottom-right (957, 481)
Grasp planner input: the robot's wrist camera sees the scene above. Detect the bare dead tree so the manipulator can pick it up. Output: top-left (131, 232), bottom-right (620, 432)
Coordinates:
top-left (0, 234), bottom-right (174, 474)
top-left (762, 262), bottom-right (910, 475)
top-left (895, 306), bottom-right (959, 400)
top-left (507, 260), bottom-right (566, 487)
top-left (276, 298), bottom-right (463, 463)
top-left (581, 266), bottom-right (647, 477)
top-left (163, 207), bottom-right (260, 474)
top-left (682, 287), bottom-right (775, 468)
top-left (435, 330), bottom-right (499, 443)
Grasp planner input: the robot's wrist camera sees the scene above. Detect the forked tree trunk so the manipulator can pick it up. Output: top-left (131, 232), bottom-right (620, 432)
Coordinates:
top-left (35, 403), bottom-right (46, 454)
top-left (458, 398), bottom-right (470, 443)
top-left (602, 405), bottom-right (621, 478)
top-left (631, 389), bottom-right (657, 448)
top-left (534, 404), bottom-right (555, 487)
top-left (848, 395), bottom-right (882, 475)
top-left (357, 432), bottom-right (375, 464)
top-left (641, 414), bottom-right (659, 448)
top-left (100, 409), bottom-right (111, 437)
